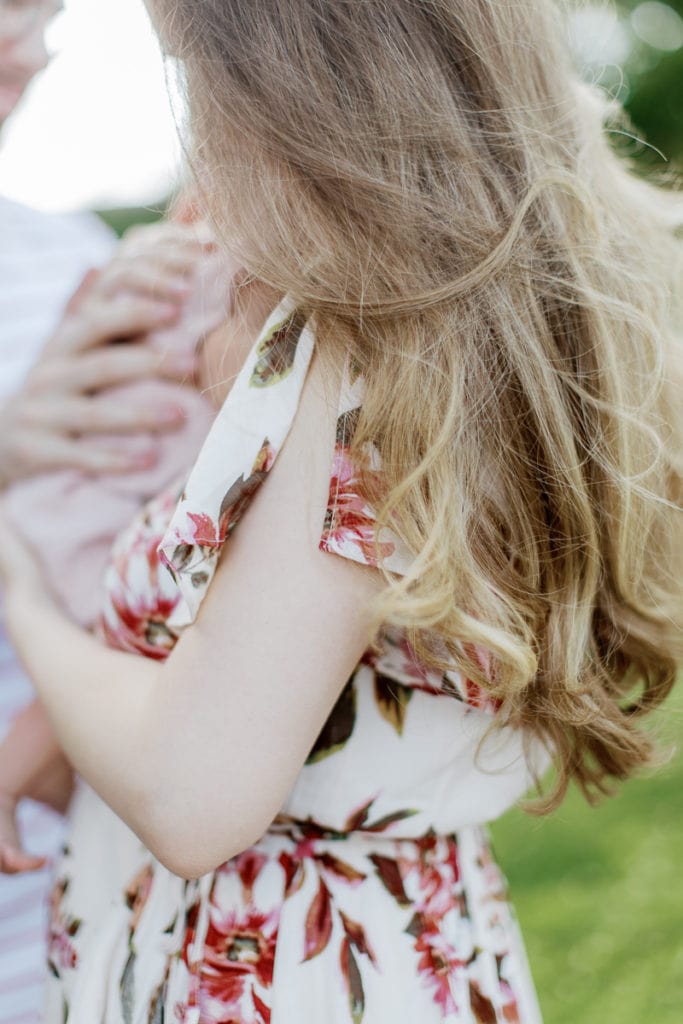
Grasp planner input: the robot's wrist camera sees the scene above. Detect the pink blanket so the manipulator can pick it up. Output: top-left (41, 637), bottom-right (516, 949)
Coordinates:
top-left (5, 250), bottom-right (237, 627)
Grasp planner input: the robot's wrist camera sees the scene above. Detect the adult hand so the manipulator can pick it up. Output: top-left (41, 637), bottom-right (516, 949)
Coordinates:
top-left (0, 220), bottom-right (216, 487)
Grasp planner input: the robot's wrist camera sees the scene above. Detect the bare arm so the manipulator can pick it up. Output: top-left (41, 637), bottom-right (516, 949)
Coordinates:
top-left (0, 349), bottom-right (382, 879)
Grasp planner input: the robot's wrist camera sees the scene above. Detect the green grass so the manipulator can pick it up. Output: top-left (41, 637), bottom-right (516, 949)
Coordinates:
top-left (490, 688), bottom-right (683, 1024)
top-left (95, 202), bottom-right (167, 238)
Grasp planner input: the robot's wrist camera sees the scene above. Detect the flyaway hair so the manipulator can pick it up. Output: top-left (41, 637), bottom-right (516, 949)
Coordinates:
top-left (160, 0), bottom-right (682, 810)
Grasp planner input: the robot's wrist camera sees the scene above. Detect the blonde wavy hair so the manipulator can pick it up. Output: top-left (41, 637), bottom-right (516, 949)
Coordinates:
top-left (159, 0), bottom-right (683, 810)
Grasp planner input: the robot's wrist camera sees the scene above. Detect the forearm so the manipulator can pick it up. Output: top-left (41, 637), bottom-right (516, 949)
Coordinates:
top-left (3, 587), bottom-right (159, 842)
top-left (1, 584), bottom-right (257, 876)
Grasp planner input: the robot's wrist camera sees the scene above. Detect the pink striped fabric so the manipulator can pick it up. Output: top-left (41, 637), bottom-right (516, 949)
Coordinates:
top-left (0, 621), bottom-right (65, 1024)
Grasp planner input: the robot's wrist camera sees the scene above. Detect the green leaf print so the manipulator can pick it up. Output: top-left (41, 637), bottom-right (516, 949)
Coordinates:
top-left (404, 912), bottom-right (423, 939)
top-left (147, 977), bottom-right (167, 1024)
top-left (318, 852), bottom-right (366, 884)
top-left (340, 935), bottom-right (366, 1024)
top-left (364, 808), bottom-right (419, 833)
top-left (120, 950), bottom-right (135, 1024)
top-left (469, 981), bottom-right (498, 1024)
top-left (373, 673), bottom-right (414, 735)
top-left (348, 355), bottom-right (364, 385)
top-left (163, 912), bottom-right (178, 935)
top-left (344, 795), bottom-right (375, 832)
top-left (171, 543), bottom-right (194, 573)
top-left (369, 854), bottom-right (411, 907)
top-left (339, 909), bottom-right (377, 965)
top-left (250, 309), bottom-right (308, 387)
top-left (303, 877), bottom-right (333, 961)
top-left (305, 676), bottom-right (357, 764)
top-left (343, 798), bottom-right (418, 834)
top-left (145, 620), bottom-right (177, 645)
top-left (335, 406), bottom-right (361, 447)
top-left (217, 460), bottom-right (269, 540)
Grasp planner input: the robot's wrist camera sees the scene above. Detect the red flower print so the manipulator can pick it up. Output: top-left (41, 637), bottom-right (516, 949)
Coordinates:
top-left (187, 512), bottom-right (221, 547)
top-left (235, 849), bottom-right (269, 902)
top-left (460, 642), bottom-right (502, 714)
top-left (277, 849), bottom-right (306, 899)
top-left (48, 928), bottom-right (79, 973)
top-left (368, 832), bottom-right (485, 1019)
top-left (100, 584), bottom-right (179, 660)
top-left (391, 631), bottom-right (443, 695)
top-left (414, 920), bottom-right (468, 1015)
top-left (47, 878), bottom-right (80, 974)
top-left (124, 863), bottom-right (154, 933)
top-left (99, 501), bottom-right (183, 659)
top-left (183, 904), bottom-right (279, 1024)
top-left (323, 446), bottom-right (394, 567)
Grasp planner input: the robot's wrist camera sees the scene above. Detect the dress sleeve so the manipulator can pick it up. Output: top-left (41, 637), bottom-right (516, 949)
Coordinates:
top-left (157, 298), bottom-right (314, 629)
top-left (317, 367), bottom-right (508, 718)
top-left (318, 361), bottom-right (414, 575)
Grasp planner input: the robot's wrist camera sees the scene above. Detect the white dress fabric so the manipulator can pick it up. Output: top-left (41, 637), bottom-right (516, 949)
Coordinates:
top-left (45, 297), bottom-right (548, 1023)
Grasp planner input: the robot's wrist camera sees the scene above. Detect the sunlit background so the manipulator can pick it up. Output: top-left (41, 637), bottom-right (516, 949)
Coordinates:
top-left (0, 0), bottom-right (681, 213)
top-left (0, 0), bottom-right (182, 211)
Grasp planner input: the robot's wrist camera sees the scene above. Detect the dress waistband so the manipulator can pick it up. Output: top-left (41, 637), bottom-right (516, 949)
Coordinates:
top-left (266, 814), bottom-right (470, 849)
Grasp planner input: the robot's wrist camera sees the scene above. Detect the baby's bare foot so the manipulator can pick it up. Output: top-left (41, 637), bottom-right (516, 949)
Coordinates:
top-left (0, 793), bottom-right (47, 874)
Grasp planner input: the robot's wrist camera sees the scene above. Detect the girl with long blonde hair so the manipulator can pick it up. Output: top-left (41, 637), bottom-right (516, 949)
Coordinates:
top-left (0, 1), bottom-right (680, 1021)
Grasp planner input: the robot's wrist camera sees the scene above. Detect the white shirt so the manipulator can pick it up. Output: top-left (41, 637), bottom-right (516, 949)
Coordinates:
top-left (0, 196), bottom-right (114, 398)
top-left (0, 196), bottom-right (114, 1024)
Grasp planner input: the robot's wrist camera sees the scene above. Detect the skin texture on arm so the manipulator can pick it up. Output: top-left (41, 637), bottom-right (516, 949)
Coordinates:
top-left (0, 347), bottom-right (383, 879)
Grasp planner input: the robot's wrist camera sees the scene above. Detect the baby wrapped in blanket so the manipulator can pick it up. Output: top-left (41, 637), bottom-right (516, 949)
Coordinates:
top-left (0, 222), bottom-right (240, 871)
top-left (4, 240), bottom-right (236, 625)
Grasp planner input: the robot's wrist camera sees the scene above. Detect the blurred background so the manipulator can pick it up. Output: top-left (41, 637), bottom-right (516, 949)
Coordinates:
top-left (0, 1), bottom-right (681, 1021)
top-left (1, 0), bottom-right (682, 216)
top-left (0, 0), bottom-right (181, 215)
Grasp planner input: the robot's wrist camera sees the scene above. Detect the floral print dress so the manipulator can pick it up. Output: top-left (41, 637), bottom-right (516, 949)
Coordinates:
top-left (45, 297), bottom-right (548, 1024)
